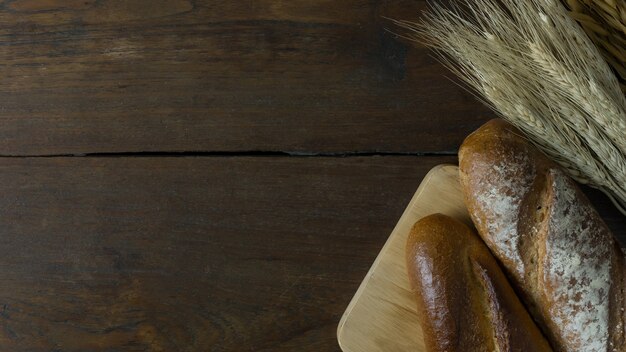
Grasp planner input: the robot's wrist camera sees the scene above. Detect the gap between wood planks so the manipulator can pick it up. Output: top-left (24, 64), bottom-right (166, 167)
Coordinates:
top-left (0, 151), bottom-right (457, 158)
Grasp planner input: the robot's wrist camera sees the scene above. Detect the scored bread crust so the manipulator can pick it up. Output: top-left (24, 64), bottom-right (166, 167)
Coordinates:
top-left (459, 119), bottom-right (626, 352)
top-left (406, 213), bottom-right (552, 352)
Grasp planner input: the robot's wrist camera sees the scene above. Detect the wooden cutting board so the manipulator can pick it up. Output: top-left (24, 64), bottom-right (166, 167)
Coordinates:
top-left (337, 164), bottom-right (471, 352)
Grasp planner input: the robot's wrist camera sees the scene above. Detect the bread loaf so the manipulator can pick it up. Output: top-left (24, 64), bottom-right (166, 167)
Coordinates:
top-left (406, 213), bottom-right (552, 352)
top-left (459, 119), bottom-right (626, 352)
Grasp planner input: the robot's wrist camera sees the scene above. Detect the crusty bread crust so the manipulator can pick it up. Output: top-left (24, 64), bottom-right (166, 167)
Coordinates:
top-left (406, 213), bottom-right (552, 352)
top-left (459, 119), bottom-right (626, 352)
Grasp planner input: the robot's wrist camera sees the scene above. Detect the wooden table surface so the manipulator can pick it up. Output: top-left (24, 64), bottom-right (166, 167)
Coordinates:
top-left (1, 1), bottom-right (624, 351)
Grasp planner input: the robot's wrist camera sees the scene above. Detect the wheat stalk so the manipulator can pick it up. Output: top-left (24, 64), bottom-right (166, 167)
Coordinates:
top-left (397, 0), bottom-right (626, 214)
top-left (563, 0), bottom-right (626, 93)
top-left (527, 42), bottom-right (626, 189)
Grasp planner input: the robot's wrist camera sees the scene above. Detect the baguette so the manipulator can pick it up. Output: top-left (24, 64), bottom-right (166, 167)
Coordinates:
top-left (459, 119), bottom-right (626, 352)
top-left (406, 213), bottom-right (552, 352)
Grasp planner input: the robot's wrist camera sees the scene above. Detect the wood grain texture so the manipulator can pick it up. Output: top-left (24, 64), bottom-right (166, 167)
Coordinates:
top-left (0, 1), bottom-right (623, 351)
top-left (0, 156), bottom-right (456, 351)
top-left (0, 156), bottom-right (620, 351)
top-left (0, 0), bottom-right (492, 155)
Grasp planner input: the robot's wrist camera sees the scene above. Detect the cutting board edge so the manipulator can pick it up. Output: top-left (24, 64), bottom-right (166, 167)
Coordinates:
top-left (336, 163), bottom-right (458, 351)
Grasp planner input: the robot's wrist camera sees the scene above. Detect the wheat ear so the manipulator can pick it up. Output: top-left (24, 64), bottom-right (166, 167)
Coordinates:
top-left (398, 0), bottom-right (626, 214)
top-left (563, 0), bottom-right (626, 93)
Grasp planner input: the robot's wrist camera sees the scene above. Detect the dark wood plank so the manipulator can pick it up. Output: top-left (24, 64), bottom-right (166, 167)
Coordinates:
top-left (0, 156), bottom-right (622, 351)
top-left (0, 0), bottom-right (492, 155)
top-left (0, 156), bottom-right (454, 351)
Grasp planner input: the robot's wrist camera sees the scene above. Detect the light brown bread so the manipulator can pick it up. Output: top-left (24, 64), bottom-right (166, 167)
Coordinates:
top-left (459, 119), bottom-right (626, 352)
top-left (406, 213), bottom-right (552, 352)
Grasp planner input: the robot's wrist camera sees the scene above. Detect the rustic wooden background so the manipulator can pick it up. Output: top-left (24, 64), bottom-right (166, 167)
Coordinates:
top-left (0, 0), bottom-right (624, 351)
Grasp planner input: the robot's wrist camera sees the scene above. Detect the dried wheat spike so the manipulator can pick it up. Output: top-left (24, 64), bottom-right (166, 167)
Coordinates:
top-left (400, 0), bottom-right (626, 214)
top-left (563, 0), bottom-right (626, 94)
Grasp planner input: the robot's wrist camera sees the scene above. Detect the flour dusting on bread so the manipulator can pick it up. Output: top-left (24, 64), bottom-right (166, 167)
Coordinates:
top-left (459, 119), bottom-right (625, 352)
top-left (544, 168), bottom-right (611, 351)
top-left (473, 152), bottom-right (534, 277)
